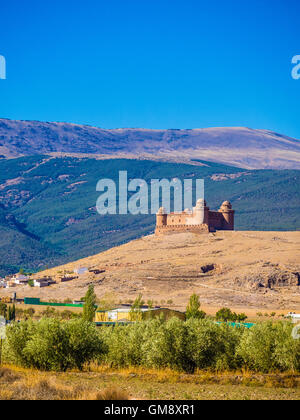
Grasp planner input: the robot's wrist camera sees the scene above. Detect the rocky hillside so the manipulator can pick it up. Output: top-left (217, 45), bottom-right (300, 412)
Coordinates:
top-left (1, 119), bottom-right (300, 169)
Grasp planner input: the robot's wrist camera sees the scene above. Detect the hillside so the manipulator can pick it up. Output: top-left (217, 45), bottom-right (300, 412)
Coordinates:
top-left (4, 231), bottom-right (300, 314)
top-left (1, 119), bottom-right (300, 169)
top-left (0, 155), bottom-right (299, 276)
top-left (0, 205), bottom-right (59, 275)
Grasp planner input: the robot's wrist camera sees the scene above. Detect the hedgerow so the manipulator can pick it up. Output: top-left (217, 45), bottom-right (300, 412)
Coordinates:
top-left (3, 318), bottom-right (299, 373)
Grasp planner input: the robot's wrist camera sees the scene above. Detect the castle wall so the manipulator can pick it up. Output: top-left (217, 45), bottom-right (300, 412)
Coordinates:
top-left (155, 200), bottom-right (234, 235)
top-left (155, 224), bottom-right (211, 235)
top-left (208, 211), bottom-right (224, 229)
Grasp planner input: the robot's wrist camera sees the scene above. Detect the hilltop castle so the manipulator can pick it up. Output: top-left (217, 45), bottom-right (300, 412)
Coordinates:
top-left (155, 199), bottom-right (234, 235)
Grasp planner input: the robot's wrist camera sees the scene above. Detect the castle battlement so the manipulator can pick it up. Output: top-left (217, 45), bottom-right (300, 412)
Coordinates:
top-left (155, 199), bottom-right (234, 235)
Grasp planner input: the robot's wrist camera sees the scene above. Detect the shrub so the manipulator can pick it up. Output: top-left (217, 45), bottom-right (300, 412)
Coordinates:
top-left (186, 319), bottom-right (243, 371)
top-left (22, 318), bottom-right (71, 371)
top-left (100, 322), bottom-right (146, 368)
top-left (216, 307), bottom-right (235, 322)
top-left (4, 318), bottom-right (105, 371)
top-left (237, 321), bottom-right (300, 372)
top-left (64, 318), bottom-right (105, 370)
top-left (216, 308), bottom-right (247, 323)
top-left (4, 316), bottom-right (300, 374)
top-left (143, 318), bottom-right (195, 373)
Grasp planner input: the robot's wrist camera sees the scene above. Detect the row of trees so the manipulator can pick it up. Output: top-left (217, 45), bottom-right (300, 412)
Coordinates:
top-left (2, 317), bottom-right (299, 373)
top-left (1, 283), bottom-right (247, 324)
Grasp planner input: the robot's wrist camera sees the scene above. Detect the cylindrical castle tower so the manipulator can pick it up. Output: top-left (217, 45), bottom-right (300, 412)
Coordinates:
top-left (219, 201), bottom-right (234, 230)
top-left (194, 198), bottom-right (209, 224)
top-left (156, 207), bottom-right (168, 228)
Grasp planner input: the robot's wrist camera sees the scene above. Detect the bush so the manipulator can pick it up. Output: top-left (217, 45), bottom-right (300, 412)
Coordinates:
top-left (3, 320), bottom-right (36, 367)
top-left (186, 319), bottom-right (244, 371)
top-left (64, 318), bottom-right (105, 370)
top-left (216, 308), bottom-right (236, 322)
top-left (4, 318), bottom-right (105, 371)
top-left (237, 321), bottom-right (300, 372)
top-left (216, 307), bottom-right (247, 323)
top-left (4, 317), bottom-right (300, 374)
top-left (100, 322), bottom-right (146, 368)
top-left (143, 318), bottom-right (194, 373)
top-left (23, 318), bottom-right (71, 371)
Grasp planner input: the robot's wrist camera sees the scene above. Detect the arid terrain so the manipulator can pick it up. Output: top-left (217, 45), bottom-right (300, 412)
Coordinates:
top-left (3, 230), bottom-right (300, 315)
top-left (1, 365), bottom-right (300, 400)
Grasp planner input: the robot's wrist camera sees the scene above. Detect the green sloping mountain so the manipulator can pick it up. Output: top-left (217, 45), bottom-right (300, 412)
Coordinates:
top-left (0, 205), bottom-right (59, 276)
top-left (0, 155), bottom-right (299, 276)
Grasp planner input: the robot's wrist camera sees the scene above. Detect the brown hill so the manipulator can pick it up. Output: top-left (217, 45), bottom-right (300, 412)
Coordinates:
top-left (4, 231), bottom-right (300, 315)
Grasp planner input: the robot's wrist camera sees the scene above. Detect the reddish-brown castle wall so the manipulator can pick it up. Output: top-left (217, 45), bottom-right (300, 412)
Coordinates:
top-left (155, 204), bottom-right (234, 235)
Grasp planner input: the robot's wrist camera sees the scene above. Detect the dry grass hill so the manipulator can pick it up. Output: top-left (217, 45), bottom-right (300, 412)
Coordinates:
top-left (4, 230), bottom-right (300, 315)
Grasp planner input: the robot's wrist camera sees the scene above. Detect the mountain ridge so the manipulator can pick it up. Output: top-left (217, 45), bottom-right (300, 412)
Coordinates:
top-left (1, 119), bottom-right (300, 169)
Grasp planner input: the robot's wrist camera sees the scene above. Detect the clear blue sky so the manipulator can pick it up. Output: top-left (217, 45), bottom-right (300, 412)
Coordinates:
top-left (0, 0), bottom-right (300, 138)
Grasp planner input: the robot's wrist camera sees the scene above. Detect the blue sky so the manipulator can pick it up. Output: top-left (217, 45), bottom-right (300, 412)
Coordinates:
top-left (0, 0), bottom-right (300, 138)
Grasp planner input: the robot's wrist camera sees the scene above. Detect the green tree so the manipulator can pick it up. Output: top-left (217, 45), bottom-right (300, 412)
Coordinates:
top-left (216, 307), bottom-right (235, 322)
top-left (24, 307), bottom-right (35, 320)
top-left (129, 294), bottom-right (144, 321)
top-left (82, 285), bottom-right (97, 322)
top-left (11, 304), bottom-right (16, 321)
top-left (236, 313), bottom-right (247, 322)
top-left (186, 294), bottom-right (206, 320)
top-left (64, 318), bottom-right (105, 370)
top-left (4, 318), bottom-right (105, 371)
top-left (147, 299), bottom-right (154, 309)
top-left (0, 303), bottom-right (7, 319)
top-left (41, 307), bottom-right (59, 318)
top-left (7, 305), bottom-right (16, 321)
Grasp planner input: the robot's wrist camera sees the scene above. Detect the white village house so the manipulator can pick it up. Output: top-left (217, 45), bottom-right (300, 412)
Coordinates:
top-left (12, 274), bottom-right (28, 285)
top-left (74, 267), bottom-right (88, 275)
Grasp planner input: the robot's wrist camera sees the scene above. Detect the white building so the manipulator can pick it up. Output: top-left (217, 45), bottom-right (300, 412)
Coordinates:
top-left (13, 274), bottom-right (28, 285)
top-left (74, 267), bottom-right (88, 275)
top-left (33, 279), bottom-right (49, 288)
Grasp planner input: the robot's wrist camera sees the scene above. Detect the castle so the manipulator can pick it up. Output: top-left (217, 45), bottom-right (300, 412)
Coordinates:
top-left (155, 199), bottom-right (234, 235)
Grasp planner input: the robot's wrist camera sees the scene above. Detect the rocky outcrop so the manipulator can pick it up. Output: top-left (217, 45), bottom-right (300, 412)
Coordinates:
top-left (234, 266), bottom-right (300, 290)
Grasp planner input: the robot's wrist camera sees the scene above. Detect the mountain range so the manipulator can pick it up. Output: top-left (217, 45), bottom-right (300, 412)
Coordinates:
top-left (0, 118), bottom-right (299, 276)
top-left (1, 119), bottom-right (300, 169)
